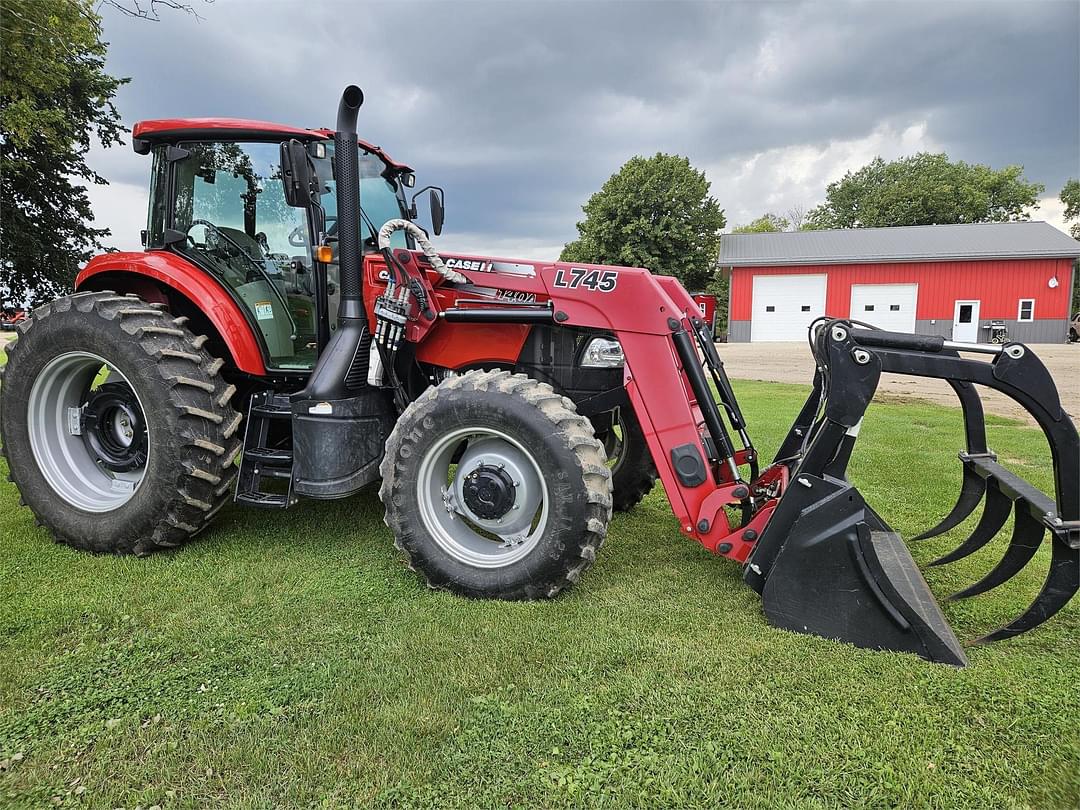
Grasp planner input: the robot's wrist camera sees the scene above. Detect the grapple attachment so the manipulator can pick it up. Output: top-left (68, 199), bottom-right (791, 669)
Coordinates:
top-left (745, 321), bottom-right (1078, 666)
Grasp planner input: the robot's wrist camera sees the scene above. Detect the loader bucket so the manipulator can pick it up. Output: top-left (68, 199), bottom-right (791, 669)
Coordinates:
top-left (745, 321), bottom-right (1078, 666)
top-left (754, 471), bottom-right (967, 665)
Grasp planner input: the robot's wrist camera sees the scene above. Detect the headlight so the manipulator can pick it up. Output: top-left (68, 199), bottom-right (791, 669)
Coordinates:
top-left (581, 337), bottom-right (624, 368)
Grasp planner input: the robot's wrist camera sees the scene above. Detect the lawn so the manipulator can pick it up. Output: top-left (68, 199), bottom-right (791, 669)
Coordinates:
top-left (1, 369), bottom-right (1077, 808)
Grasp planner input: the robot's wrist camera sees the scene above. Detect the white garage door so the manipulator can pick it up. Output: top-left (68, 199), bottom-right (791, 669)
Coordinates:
top-left (750, 274), bottom-right (828, 342)
top-left (850, 284), bottom-right (918, 333)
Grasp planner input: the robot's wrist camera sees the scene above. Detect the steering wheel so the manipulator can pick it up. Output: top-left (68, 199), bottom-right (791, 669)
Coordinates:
top-left (188, 220), bottom-right (262, 267)
top-left (288, 225), bottom-right (308, 248)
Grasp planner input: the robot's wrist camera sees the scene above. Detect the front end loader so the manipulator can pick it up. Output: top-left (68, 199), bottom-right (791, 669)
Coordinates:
top-left (1, 86), bottom-right (1075, 666)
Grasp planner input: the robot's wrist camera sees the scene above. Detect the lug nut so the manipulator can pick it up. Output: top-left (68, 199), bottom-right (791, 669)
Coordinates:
top-left (717, 543), bottom-right (732, 554)
top-left (733, 485), bottom-right (749, 499)
top-left (697, 519), bottom-right (710, 532)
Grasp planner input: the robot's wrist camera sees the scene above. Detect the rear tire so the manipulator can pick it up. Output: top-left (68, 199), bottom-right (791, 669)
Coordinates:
top-left (0, 291), bottom-right (242, 554)
top-left (379, 370), bottom-right (612, 599)
top-left (599, 408), bottom-right (658, 512)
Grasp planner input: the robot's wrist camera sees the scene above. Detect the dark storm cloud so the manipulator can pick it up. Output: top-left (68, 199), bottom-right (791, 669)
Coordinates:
top-left (92, 0), bottom-right (1078, 251)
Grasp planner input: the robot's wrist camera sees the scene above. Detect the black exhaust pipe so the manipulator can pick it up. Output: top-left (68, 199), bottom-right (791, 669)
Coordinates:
top-left (334, 84), bottom-right (364, 323)
top-left (288, 85), bottom-right (395, 500)
top-left (298, 84), bottom-right (369, 401)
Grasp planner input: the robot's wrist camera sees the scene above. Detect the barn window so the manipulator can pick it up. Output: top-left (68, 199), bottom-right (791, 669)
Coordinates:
top-left (890, 304), bottom-right (901, 311)
top-left (1017, 299), bottom-right (1034, 322)
top-left (765, 305), bottom-right (775, 313)
top-left (864, 304), bottom-right (875, 312)
top-left (801, 305), bottom-right (811, 312)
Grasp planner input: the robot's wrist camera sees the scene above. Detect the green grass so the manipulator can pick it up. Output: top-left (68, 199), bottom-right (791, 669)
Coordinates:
top-left (1, 379), bottom-right (1077, 808)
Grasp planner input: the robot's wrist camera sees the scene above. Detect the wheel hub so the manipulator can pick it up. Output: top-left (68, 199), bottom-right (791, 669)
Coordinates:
top-left (81, 382), bottom-right (147, 472)
top-left (417, 428), bottom-right (548, 568)
top-left (28, 351), bottom-right (151, 512)
top-left (461, 464), bottom-right (517, 519)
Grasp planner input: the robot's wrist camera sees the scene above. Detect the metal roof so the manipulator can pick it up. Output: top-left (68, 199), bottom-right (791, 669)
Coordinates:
top-left (719, 221), bottom-right (1080, 267)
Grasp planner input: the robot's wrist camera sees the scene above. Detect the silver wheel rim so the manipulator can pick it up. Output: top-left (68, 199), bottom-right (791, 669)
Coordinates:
top-left (27, 351), bottom-right (150, 512)
top-left (416, 426), bottom-right (549, 568)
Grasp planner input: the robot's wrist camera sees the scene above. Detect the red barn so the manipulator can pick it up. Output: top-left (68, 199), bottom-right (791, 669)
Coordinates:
top-left (720, 222), bottom-right (1080, 343)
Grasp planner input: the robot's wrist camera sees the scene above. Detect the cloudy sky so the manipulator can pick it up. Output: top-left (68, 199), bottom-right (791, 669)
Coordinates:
top-left (88, 0), bottom-right (1079, 259)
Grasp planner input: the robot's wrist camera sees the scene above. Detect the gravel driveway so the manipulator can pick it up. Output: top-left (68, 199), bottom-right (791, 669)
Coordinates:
top-left (719, 341), bottom-right (1079, 424)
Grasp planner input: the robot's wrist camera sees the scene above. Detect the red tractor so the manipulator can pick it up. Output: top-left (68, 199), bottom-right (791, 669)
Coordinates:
top-left (1, 87), bottom-right (1076, 666)
top-left (1, 307), bottom-right (27, 330)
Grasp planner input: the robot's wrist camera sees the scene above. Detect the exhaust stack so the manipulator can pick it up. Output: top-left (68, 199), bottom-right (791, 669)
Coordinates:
top-left (334, 84), bottom-right (365, 323)
top-left (289, 85), bottom-right (395, 500)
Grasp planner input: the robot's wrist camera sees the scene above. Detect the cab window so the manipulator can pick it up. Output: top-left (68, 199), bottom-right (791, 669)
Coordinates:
top-left (167, 141), bottom-right (320, 369)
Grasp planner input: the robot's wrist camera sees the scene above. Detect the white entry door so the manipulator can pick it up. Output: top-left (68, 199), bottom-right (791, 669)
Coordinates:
top-left (849, 283), bottom-right (918, 332)
top-left (750, 274), bottom-right (828, 341)
top-left (953, 300), bottom-right (980, 342)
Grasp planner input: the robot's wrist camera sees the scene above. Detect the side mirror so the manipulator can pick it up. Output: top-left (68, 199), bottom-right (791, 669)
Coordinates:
top-left (280, 139), bottom-right (319, 208)
top-left (409, 185), bottom-right (446, 236)
top-left (429, 187), bottom-right (444, 236)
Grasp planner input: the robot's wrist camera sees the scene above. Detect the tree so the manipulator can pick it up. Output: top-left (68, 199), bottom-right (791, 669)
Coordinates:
top-left (1, 0), bottom-right (127, 306)
top-left (1061, 179), bottom-right (1080, 239)
top-left (731, 213), bottom-right (790, 233)
top-left (100, 0), bottom-right (210, 21)
top-left (804, 153), bottom-right (1044, 230)
top-left (1061, 180), bottom-right (1080, 316)
top-left (561, 153), bottom-right (726, 291)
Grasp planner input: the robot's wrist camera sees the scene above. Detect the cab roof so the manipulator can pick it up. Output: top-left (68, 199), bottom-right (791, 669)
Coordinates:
top-left (131, 118), bottom-right (412, 172)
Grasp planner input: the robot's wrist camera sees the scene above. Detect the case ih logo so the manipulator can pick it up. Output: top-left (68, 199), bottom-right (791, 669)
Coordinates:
top-left (443, 258), bottom-right (492, 273)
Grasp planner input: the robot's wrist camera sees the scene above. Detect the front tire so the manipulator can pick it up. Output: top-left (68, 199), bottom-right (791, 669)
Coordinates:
top-left (379, 370), bottom-right (612, 599)
top-left (0, 291), bottom-right (242, 554)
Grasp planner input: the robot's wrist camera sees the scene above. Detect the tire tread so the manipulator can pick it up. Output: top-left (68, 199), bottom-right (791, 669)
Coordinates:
top-left (379, 369), bottom-right (612, 600)
top-left (0, 290), bottom-right (240, 555)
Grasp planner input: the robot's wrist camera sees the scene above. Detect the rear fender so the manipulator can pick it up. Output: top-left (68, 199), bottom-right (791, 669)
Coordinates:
top-left (77, 252), bottom-right (267, 375)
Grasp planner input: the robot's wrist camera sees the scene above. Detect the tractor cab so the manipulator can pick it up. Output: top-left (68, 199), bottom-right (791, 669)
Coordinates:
top-left (133, 119), bottom-right (419, 371)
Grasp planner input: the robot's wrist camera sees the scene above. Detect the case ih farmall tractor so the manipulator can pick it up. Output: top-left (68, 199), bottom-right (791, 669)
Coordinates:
top-left (2, 87), bottom-right (1077, 665)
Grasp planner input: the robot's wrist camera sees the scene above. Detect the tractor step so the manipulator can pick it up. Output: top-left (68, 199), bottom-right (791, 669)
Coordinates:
top-left (250, 399), bottom-right (291, 420)
top-left (243, 446), bottom-right (293, 466)
top-left (235, 490), bottom-right (291, 509)
top-left (235, 391), bottom-right (296, 509)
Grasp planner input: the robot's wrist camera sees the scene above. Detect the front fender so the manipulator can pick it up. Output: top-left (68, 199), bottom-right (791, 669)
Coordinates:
top-left (77, 251), bottom-right (267, 375)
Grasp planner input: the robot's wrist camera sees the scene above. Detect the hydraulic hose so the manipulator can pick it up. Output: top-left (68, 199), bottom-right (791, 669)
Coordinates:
top-left (377, 219), bottom-right (467, 283)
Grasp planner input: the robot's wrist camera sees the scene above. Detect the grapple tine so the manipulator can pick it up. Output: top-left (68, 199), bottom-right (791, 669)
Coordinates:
top-left (912, 464), bottom-right (987, 541)
top-left (976, 537), bottom-right (1079, 643)
top-left (929, 478), bottom-right (1012, 567)
top-left (949, 504), bottom-right (1043, 600)
top-left (913, 379), bottom-right (990, 541)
